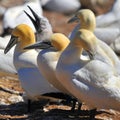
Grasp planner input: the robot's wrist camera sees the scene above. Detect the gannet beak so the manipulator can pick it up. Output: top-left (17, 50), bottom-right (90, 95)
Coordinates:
top-left (68, 15), bottom-right (79, 23)
top-left (4, 35), bottom-right (18, 54)
top-left (24, 41), bottom-right (52, 50)
top-left (24, 6), bottom-right (42, 33)
top-left (86, 50), bottom-right (95, 60)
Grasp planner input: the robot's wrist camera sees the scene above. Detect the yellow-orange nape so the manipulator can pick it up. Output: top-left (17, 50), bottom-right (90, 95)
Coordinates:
top-left (4, 24), bottom-right (36, 54)
top-left (68, 9), bottom-right (96, 32)
top-left (51, 33), bottom-right (70, 51)
top-left (73, 29), bottom-right (114, 65)
top-left (12, 24), bottom-right (36, 49)
top-left (72, 29), bottom-right (97, 52)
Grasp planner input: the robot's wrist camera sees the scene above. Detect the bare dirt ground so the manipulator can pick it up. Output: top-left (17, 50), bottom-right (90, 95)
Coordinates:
top-left (0, 0), bottom-right (120, 120)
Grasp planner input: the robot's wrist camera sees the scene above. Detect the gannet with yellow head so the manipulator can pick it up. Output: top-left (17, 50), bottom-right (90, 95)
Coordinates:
top-left (4, 24), bottom-right (59, 102)
top-left (24, 33), bottom-right (82, 110)
top-left (68, 9), bottom-right (120, 75)
top-left (56, 29), bottom-right (120, 119)
top-left (68, 9), bottom-right (96, 40)
top-left (24, 33), bottom-right (70, 93)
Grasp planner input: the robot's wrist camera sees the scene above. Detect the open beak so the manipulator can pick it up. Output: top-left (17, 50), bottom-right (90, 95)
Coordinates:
top-left (24, 41), bottom-right (52, 50)
top-left (24, 6), bottom-right (42, 33)
top-left (68, 15), bottom-right (79, 23)
top-left (4, 35), bottom-right (18, 54)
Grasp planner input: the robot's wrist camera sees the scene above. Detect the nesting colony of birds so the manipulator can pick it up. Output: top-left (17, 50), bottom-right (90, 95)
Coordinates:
top-left (0, 0), bottom-right (120, 120)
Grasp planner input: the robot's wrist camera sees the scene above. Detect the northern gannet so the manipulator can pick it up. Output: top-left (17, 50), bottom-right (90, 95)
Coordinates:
top-left (24, 33), bottom-right (82, 110)
top-left (56, 29), bottom-right (120, 119)
top-left (68, 9), bottom-right (120, 74)
top-left (68, 7), bottom-right (120, 54)
top-left (4, 24), bottom-right (60, 111)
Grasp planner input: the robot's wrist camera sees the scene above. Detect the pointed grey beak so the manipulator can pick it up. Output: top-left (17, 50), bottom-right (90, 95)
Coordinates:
top-left (68, 15), bottom-right (79, 23)
top-left (4, 35), bottom-right (18, 54)
top-left (24, 5), bottom-right (42, 33)
top-left (24, 41), bottom-right (52, 50)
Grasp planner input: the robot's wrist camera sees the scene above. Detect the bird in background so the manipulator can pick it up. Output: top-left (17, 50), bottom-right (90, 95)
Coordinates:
top-left (68, 9), bottom-right (120, 75)
top-left (96, 0), bottom-right (120, 28)
top-left (0, 1), bottom-right (43, 75)
top-left (4, 23), bottom-right (60, 112)
top-left (56, 29), bottom-right (120, 119)
top-left (1, 0), bottom-right (42, 36)
top-left (95, 0), bottom-right (120, 54)
top-left (0, 36), bottom-right (17, 74)
top-left (40, 0), bottom-right (81, 14)
top-left (24, 6), bottom-right (53, 42)
top-left (68, 7), bottom-right (120, 54)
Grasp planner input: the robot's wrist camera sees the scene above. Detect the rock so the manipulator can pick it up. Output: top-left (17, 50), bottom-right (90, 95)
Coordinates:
top-left (8, 95), bottom-right (24, 104)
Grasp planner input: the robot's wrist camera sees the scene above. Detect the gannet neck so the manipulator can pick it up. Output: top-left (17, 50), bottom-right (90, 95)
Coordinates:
top-left (77, 9), bottom-right (96, 32)
top-left (60, 42), bottom-right (83, 65)
top-left (72, 29), bottom-right (97, 53)
top-left (12, 24), bottom-right (36, 51)
top-left (51, 33), bottom-right (70, 51)
top-left (69, 42), bottom-right (83, 57)
top-left (76, 29), bottom-right (115, 66)
top-left (95, 45), bottom-right (115, 67)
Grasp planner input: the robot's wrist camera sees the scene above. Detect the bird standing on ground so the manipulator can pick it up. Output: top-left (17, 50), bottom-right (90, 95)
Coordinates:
top-left (4, 24), bottom-right (60, 111)
top-left (24, 32), bottom-right (82, 110)
top-left (24, 7), bottom-right (83, 110)
top-left (95, 0), bottom-right (120, 54)
top-left (56, 29), bottom-right (120, 119)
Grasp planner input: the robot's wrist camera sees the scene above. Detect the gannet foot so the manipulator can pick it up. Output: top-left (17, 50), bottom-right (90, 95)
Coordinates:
top-left (27, 99), bottom-right (31, 113)
top-left (70, 99), bottom-right (82, 111)
top-left (89, 108), bottom-right (96, 120)
top-left (77, 102), bottom-right (82, 110)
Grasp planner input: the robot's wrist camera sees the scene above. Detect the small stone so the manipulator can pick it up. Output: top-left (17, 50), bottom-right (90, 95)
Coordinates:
top-left (0, 98), bottom-right (9, 105)
top-left (8, 95), bottom-right (24, 104)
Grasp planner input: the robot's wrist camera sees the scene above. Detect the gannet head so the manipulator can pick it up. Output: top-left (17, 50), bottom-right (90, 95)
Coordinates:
top-left (68, 9), bottom-right (96, 32)
top-left (4, 24), bottom-right (35, 54)
top-left (51, 33), bottom-right (70, 51)
top-left (73, 29), bottom-right (97, 58)
top-left (24, 33), bottom-right (70, 51)
top-left (24, 6), bottom-right (53, 40)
